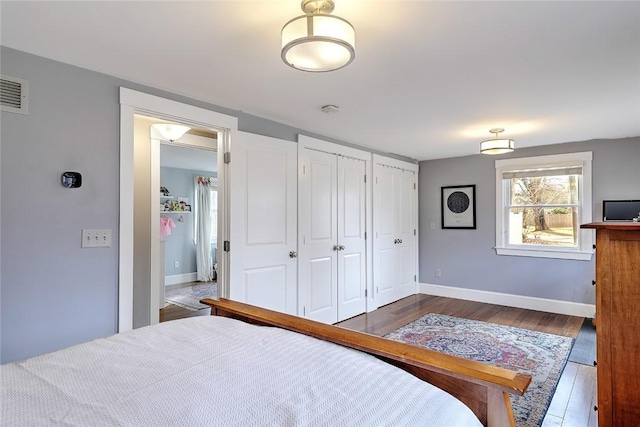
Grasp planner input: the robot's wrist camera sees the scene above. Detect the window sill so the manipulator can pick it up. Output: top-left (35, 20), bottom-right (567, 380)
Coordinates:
top-left (495, 247), bottom-right (593, 261)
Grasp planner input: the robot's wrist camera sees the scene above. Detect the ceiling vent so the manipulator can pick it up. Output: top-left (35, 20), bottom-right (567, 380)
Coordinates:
top-left (1, 74), bottom-right (29, 115)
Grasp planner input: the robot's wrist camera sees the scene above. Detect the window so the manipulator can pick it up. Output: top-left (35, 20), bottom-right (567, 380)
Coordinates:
top-left (495, 152), bottom-right (593, 260)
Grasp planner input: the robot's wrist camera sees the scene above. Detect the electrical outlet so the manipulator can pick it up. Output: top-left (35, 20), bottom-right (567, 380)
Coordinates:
top-left (82, 229), bottom-right (112, 248)
top-left (435, 269), bottom-right (442, 278)
top-left (174, 261), bottom-right (179, 268)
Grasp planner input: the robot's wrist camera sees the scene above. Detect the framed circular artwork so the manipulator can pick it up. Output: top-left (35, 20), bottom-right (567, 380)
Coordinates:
top-left (441, 185), bottom-right (476, 229)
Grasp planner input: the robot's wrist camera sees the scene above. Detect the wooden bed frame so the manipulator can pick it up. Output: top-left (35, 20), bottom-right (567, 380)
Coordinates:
top-left (202, 298), bottom-right (531, 427)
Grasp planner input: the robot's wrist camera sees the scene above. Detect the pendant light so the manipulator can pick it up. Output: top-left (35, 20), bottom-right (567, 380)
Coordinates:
top-left (151, 123), bottom-right (191, 142)
top-left (480, 128), bottom-right (515, 155)
top-left (281, 0), bottom-right (355, 72)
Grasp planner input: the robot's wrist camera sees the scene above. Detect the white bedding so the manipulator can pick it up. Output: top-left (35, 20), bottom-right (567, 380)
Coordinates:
top-left (2, 316), bottom-right (482, 426)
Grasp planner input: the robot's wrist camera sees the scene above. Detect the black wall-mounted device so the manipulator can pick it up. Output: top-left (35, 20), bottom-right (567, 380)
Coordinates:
top-left (61, 172), bottom-right (82, 188)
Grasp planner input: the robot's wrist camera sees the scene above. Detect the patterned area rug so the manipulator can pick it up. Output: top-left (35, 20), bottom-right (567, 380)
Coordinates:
top-left (164, 283), bottom-right (218, 311)
top-left (384, 314), bottom-right (574, 427)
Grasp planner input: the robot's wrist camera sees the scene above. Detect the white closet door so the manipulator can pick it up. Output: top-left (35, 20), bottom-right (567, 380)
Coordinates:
top-left (337, 156), bottom-right (367, 321)
top-left (298, 149), bottom-right (338, 323)
top-left (373, 157), bottom-right (418, 307)
top-left (394, 168), bottom-right (417, 301)
top-left (229, 131), bottom-right (297, 315)
top-left (374, 164), bottom-right (398, 306)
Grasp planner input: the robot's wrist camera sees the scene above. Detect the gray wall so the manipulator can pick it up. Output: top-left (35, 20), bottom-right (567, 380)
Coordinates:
top-left (161, 167), bottom-right (196, 277)
top-left (1, 46), bottom-right (410, 363)
top-left (1, 48), bottom-right (120, 362)
top-left (419, 137), bottom-right (640, 304)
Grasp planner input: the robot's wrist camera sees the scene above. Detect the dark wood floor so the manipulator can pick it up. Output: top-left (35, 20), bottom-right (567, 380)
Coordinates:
top-left (337, 293), bottom-right (583, 338)
top-left (160, 281), bottom-right (213, 322)
top-left (160, 292), bottom-right (596, 426)
top-left (159, 303), bottom-right (210, 322)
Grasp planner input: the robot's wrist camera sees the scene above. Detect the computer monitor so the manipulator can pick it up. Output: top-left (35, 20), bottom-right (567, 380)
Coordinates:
top-left (603, 200), bottom-right (640, 221)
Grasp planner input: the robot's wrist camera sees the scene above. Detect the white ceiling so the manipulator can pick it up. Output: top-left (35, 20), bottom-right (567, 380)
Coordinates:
top-left (2, 1), bottom-right (639, 161)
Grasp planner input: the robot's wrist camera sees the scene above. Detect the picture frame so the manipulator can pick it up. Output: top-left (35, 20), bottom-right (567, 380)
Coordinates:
top-left (441, 185), bottom-right (476, 229)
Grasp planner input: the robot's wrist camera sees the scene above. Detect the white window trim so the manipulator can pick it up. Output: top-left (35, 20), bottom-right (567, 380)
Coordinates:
top-left (495, 152), bottom-right (593, 261)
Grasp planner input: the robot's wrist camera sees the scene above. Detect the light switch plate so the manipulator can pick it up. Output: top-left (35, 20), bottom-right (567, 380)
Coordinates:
top-left (82, 229), bottom-right (112, 248)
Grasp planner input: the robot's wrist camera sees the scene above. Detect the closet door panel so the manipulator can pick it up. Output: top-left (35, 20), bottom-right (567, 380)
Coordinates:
top-left (396, 244), bottom-right (415, 300)
top-left (337, 157), bottom-right (367, 321)
top-left (396, 170), bottom-right (414, 238)
top-left (310, 160), bottom-right (334, 241)
top-left (298, 149), bottom-right (338, 323)
top-left (244, 266), bottom-right (287, 313)
top-left (374, 164), bottom-right (398, 306)
top-left (341, 160), bottom-right (364, 237)
top-left (377, 167), bottom-right (396, 238)
top-left (395, 169), bottom-right (417, 300)
top-left (246, 149), bottom-right (288, 245)
top-left (341, 252), bottom-right (363, 302)
top-left (307, 257), bottom-right (336, 324)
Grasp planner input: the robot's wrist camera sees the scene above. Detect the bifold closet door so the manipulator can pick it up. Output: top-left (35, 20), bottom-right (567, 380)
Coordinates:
top-left (373, 165), bottom-right (397, 306)
top-left (298, 149), bottom-right (338, 324)
top-left (298, 149), bottom-right (367, 324)
top-left (393, 168), bottom-right (417, 301)
top-left (373, 162), bottom-right (417, 307)
top-left (229, 131), bottom-right (298, 315)
top-left (336, 156), bottom-right (367, 321)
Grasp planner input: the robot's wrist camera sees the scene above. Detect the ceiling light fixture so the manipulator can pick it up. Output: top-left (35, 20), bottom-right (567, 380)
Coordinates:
top-left (152, 123), bottom-right (191, 142)
top-left (480, 128), bottom-right (515, 155)
top-left (281, 0), bottom-right (355, 72)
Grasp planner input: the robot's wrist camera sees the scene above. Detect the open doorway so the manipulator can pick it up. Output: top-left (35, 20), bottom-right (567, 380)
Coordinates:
top-left (158, 137), bottom-right (219, 321)
top-left (121, 93), bottom-right (237, 331)
top-left (140, 116), bottom-right (219, 323)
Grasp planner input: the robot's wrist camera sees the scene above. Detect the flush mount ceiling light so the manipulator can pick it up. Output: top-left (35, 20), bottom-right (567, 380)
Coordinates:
top-left (281, 0), bottom-right (355, 72)
top-left (152, 123), bottom-right (191, 142)
top-left (480, 128), bottom-right (515, 155)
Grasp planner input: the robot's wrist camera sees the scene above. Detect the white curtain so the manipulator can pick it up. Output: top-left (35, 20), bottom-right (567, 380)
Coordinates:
top-left (195, 176), bottom-right (214, 281)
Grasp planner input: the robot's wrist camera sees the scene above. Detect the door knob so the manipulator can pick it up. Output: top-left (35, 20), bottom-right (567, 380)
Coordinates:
top-left (332, 245), bottom-right (339, 251)
top-left (289, 251), bottom-right (297, 258)
top-left (398, 239), bottom-right (403, 244)
top-left (339, 245), bottom-right (345, 251)
top-left (393, 239), bottom-right (398, 244)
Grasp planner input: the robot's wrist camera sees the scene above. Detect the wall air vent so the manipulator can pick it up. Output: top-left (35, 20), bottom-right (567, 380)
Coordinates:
top-left (1, 74), bottom-right (29, 114)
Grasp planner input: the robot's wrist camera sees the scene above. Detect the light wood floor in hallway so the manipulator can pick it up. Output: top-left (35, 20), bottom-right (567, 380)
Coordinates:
top-left (161, 293), bottom-right (597, 427)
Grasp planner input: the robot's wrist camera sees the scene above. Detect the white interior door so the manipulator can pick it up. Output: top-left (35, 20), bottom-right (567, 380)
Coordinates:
top-left (298, 149), bottom-right (338, 323)
top-left (394, 168), bottom-right (417, 301)
top-left (373, 158), bottom-right (418, 307)
top-left (337, 156), bottom-right (367, 321)
top-left (229, 131), bottom-right (297, 314)
top-left (373, 164), bottom-right (397, 306)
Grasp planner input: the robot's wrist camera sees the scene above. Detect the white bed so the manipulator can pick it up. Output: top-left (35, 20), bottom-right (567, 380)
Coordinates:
top-left (2, 315), bottom-right (483, 426)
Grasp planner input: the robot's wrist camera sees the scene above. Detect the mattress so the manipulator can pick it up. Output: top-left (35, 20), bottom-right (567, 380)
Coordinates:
top-left (2, 316), bottom-right (482, 426)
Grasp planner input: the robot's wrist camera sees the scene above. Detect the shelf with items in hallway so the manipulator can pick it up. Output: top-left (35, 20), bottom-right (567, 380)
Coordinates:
top-left (160, 195), bottom-right (192, 213)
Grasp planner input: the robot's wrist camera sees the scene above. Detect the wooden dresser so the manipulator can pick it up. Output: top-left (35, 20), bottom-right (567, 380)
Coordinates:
top-left (581, 222), bottom-right (640, 427)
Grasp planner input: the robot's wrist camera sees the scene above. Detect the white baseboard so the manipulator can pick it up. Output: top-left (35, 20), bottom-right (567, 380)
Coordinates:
top-left (419, 283), bottom-right (595, 318)
top-left (165, 273), bottom-right (197, 286)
